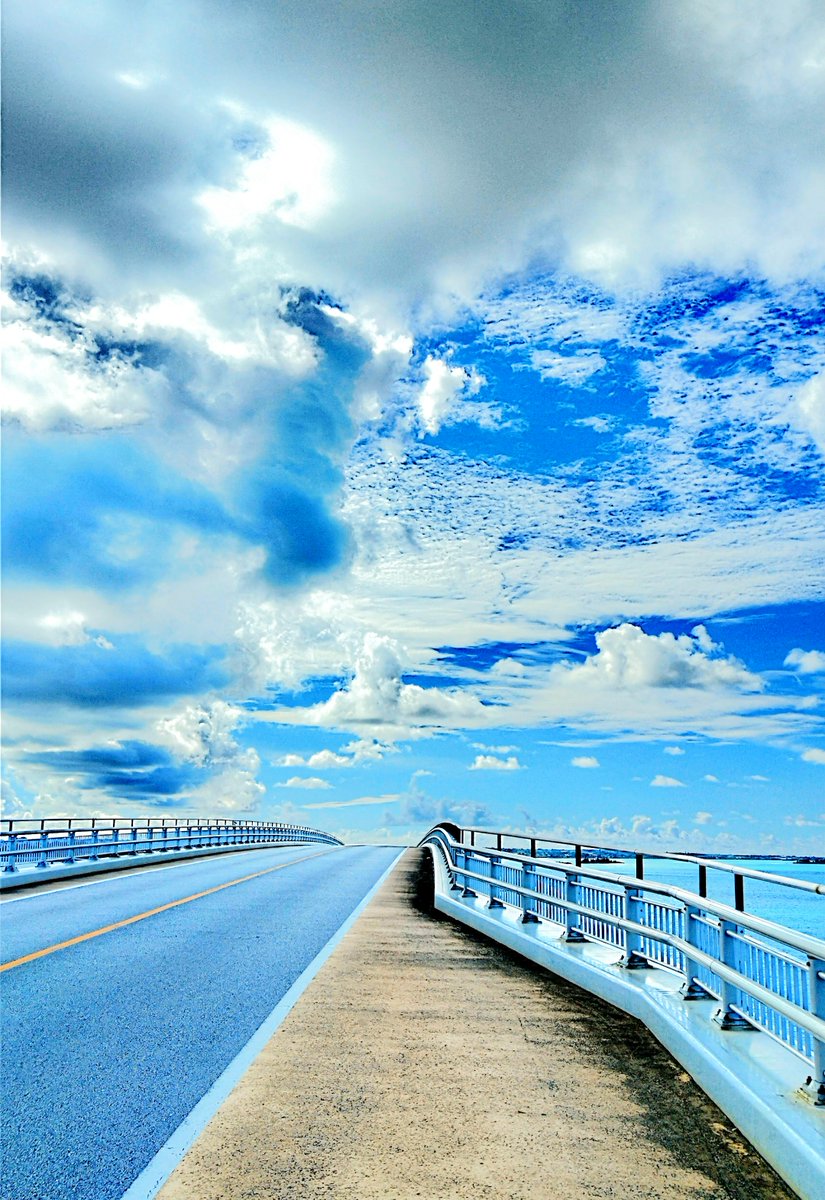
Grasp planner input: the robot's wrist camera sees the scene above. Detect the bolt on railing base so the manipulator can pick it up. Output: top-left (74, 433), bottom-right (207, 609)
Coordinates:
top-left (680, 979), bottom-right (715, 1001)
top-left (619, 950), bottom-right (649, 970)
top-left (713, 1006), bottom-right (755, 1031)
top-left (800, 1077), bottom-right (825, 1106)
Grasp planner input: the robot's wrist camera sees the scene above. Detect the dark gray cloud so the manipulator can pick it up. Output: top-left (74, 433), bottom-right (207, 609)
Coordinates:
top-left (4, 1), bottom-right (824, 304)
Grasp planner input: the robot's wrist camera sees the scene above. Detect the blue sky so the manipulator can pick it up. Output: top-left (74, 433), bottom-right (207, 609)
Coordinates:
top-left (2, 1), bottom-right (825, 852)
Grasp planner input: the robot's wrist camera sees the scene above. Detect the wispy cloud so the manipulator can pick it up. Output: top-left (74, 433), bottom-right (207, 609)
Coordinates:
top-left (303, 794), bottom-right (402, 809)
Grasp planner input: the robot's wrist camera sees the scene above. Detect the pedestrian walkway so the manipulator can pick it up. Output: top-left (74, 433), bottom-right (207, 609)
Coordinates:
top-left (157, 850), bottom-right (793, 1199)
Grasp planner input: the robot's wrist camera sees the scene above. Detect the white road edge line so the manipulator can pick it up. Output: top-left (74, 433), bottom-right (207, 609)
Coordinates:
top-left (119, 846), bottom-right (406, 1200)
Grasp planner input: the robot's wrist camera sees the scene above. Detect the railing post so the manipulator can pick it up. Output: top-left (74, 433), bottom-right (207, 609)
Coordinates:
top-left (680, 904), bottom-right (714, 999)
top-left (713, 920), bottom-right (753, 1030)
top-left (564, 871), bottom-right (585, 943)
top-left (808, 958), bottom-right (825, 1105)
top-left (620, 885), bottom-right (647, 968)
top-left (449, 846), bottom-right (464, 892)
top-left (2, 836), bottom-right (18, 873)
top-left (521, 858), bottom-right (539, 923)
top-left (461, 848), bottom-right (477, 898)
top-left (36, 832), bottom-right (50, 870)
top-left (87, 829), bottom-right (100, 863)
top-left (487, 855), bottom-right (504, 909)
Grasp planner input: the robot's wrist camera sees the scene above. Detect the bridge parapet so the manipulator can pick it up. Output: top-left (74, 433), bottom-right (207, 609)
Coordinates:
top-left (420, 822), bottom-right (825, 1200)
top-left (0, 818), bottom-right (342, 886)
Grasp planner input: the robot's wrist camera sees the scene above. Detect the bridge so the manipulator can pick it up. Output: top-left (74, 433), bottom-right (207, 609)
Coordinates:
top-left (1, 819), bottom-right (823, 1199)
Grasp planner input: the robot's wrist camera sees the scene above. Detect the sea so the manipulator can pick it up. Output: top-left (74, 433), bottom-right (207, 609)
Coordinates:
top-left (604, 856), bottom-right (825, 941)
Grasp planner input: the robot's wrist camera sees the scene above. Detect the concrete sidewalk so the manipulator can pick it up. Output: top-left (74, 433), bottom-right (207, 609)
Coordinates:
top-left (157, 849), bottom-right (793, 1200)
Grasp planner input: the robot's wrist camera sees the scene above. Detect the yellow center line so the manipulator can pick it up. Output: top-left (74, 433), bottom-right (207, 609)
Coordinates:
top-left (0, 847), bottom-right (336, 973)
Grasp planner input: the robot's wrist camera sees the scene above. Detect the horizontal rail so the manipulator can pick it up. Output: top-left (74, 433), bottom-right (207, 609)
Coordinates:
top-left (454, 824), bottom-right (825, 897)
top-left (0, 819), bottom-right (342, 877)
top-left (421, 825), bottom-right (825, 1097)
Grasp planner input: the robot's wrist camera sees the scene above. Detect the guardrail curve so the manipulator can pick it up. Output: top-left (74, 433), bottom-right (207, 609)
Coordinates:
top-left (419, 822), bottom-right (825, 1200)
top-left (1, 817), bottom-right (342, 883)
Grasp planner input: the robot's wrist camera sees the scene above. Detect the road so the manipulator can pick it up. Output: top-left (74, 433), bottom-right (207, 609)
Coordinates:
top-left (0, 843), bottom-right (401, 1200)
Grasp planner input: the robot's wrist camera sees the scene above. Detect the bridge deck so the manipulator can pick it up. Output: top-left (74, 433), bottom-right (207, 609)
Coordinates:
top-left (157, 849), bottom-right (792, 1199)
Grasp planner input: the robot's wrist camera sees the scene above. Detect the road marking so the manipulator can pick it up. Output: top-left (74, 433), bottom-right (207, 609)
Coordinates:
top-left (0, 848), bottom-right (336, 973)
top-left (120, 848), bottom-right (405, 1200)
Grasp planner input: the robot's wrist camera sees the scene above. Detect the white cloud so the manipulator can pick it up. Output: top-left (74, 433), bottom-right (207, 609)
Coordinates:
top-left (785, 647), bottom-right (825, 674)
top-left (469, 754), bottom-right (521, 771)
top-left (197, 113), bottom-right (335, 233)
top-left (184, 764), bottom-right (264, 813)
top-left (1, 283), bottom-right (170, 433)
top-left (704, 774), bottom-right (720, 783)
top-left (560, 624), bottom-right (762, 692)
top-left (795, 372), bottom-right (825, 457)
top-left (277, 776), bottom-right (331, 790)
top-left (651, 775), bottom-right (685, 788)
top-left (530, 348), bottom-right (605, 384)
top-left (802, 748), bottom-right (825, 765)
top-left (261, 632), bottom-right (490, 737)
top-left (571, 756), bottom-right (600, 769)
top-left (693, 811), bottom-right (713, 824)
top-left (277, 749), bottom-right (353, 769)
top-left (664, 746), bottom-right (685, 756)
top-left (38, 611), bottom-right (113, 650)
top-left (158, 700), bottom-right (246, 767)
top-left (416, 355), bottom-right (488, 436)
top-left (303, 794), bottom-right (402, 809)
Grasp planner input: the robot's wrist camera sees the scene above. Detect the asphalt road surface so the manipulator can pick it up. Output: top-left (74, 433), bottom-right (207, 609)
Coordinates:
top-left (0, 844), bottom-right (400, 1200)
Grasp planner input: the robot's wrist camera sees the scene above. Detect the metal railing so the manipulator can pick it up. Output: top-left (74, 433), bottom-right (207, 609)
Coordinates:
top-left (0, 819), bottom-right (342, 875)
top-left (421, 824), bottom-right (825, 1100)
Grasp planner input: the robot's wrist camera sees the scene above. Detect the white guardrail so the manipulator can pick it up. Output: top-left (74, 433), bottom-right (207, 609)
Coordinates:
top-left (422, 824), bottom-right (825, 1093)
top-left (0, 817), bottom-right (342, 880)
top-left (420, 823), bottom-right (825, 1199)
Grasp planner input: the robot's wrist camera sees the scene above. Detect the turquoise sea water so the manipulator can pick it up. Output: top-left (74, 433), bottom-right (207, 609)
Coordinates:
top-left (606, 856), bottom-right (825, 941)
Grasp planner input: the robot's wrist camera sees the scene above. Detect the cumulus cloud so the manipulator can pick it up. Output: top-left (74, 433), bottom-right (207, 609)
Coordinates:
top-left (785, 647), bottom-right (825, 674)
top-left (651, 774), bottom-right (685, 788)
top-left (560, 624), bottom-right (762, 692)
top-left (802, 748), bottom-right (825, 765)
top-left (469, 754), bottom-right (521, 771)
top-left (571, 756), bottom-right (600, 768)
top-left (693, 811), bottom-right (713, 824)
top-left (264, 632), bottom-right (490, 736)
top-left (664, 746), bottom-right (685, 756)
top-left (276, 748), bottom-right (356, 769)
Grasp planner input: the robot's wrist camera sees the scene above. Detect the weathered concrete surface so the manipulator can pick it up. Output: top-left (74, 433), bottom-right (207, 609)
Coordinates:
top-left (157, 849), bottom-right (794, 1200)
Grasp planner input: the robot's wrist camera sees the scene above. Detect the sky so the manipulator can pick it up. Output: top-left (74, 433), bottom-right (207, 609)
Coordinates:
top-left (2, 0), bottom-right (825, 854)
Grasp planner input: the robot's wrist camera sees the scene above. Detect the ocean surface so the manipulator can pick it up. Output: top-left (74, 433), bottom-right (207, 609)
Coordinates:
top-left (605, 856), bottom-right (825, 940)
